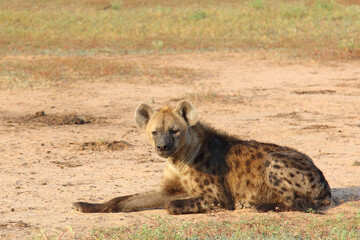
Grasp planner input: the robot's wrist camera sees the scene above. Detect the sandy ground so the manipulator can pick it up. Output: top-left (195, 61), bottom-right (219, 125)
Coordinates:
top-left (0, 53), bottom-right (359, 239)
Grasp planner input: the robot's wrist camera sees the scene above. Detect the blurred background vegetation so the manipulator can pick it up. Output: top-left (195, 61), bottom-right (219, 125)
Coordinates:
top-left (1, 0), bottom-right (359, 60)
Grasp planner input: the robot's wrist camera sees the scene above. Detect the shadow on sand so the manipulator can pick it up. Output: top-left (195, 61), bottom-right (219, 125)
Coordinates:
top-left (330, 186), bottom-right (360, 207)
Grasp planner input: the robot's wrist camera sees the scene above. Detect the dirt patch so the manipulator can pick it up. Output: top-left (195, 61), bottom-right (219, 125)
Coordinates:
top-left (293, 90), bottom-right (336, 95)
top-left (172, 90), bottom-right (244, 104)
top-left (0, 221), bottom-right (31, 229)
top-left (302, 124), bottom-right (337, 130)
top-left (6, 111), bottom-right (102, 126)
top-left (73, 140), bottom-right (131, 151)
top-left (51, 161), bottom-right (82, 169)
top-left (271, 112), bottom-right (301, 119)
top-left (352, 161), bottom-right (360, 166)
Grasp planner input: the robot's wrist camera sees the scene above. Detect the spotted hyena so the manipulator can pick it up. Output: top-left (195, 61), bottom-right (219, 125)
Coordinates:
top-left (73, 101), bottom-right (331, 214)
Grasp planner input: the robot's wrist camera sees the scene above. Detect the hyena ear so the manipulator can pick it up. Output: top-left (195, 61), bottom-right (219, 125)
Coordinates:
top-left (175, 101), bottom-right (198, 126)
top-left (135, 104), bottom-right (154, 129)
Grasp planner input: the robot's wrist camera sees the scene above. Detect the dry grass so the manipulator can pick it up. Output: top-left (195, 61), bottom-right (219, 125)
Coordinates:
top-left (0, 56), bottom-right (204, 89)
top-left (175, 90), bottom-right (245, 104)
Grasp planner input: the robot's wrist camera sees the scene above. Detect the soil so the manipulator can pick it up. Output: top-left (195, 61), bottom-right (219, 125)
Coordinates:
top-left (73, 140), bottom-right (131, 151)
top-left (4, 111), bottom-right (103, 126)
top-left (0, 53), bottom-right (359, 239)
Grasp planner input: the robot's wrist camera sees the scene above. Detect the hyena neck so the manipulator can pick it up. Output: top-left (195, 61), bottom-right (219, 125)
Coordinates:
top-left (169, 123), bottom-right (204, 166)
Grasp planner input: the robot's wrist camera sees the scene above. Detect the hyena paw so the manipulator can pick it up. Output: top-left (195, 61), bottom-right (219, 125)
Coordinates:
top-left (73, 202), bottom-right (94, 213)
top-left (165, 201), bottom-right (182, 215)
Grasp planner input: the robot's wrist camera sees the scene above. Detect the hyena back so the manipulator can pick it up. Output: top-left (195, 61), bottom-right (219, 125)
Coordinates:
top-left (73, 101), bottom-right (331, 214)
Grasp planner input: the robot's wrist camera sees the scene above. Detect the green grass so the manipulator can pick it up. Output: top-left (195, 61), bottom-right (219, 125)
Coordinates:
top-left (35, 212), bottom-right (360, 239)
top-left (91, 213), bottom-right (360, 240)
top-left (93, 212), bottom-right (360, 239)
top-left (1, 0), bottom-right (359, 60)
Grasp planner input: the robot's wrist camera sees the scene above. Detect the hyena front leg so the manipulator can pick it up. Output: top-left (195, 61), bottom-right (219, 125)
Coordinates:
top-left (73, 191), bottom-right (189, 213)
top-left (165, 194), bottom-right (235, 215)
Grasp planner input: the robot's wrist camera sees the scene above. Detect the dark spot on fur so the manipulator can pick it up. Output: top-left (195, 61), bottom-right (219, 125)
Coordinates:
top-left (265, 161), bottom-right (270, 167)
top-left (256, 152), bottom-right (263, 159)
top-left (295, 183), bottom-right (301, 188)
top-left (286, 196), bottom-right (292, 201)
top-left (246, 160), bottom-right (251, 166)
top-left (251, 195), bottom-right (256, 200)
top-left (199, 184), bottom-right (204, 189)
top-left (234, 161), bottom-right (240, 168)
top-left (207, 188), bottom-right (213, 193)
top-left (275, 159), bottom-right (279, 163)
top-left (281, 187), bottom-right (287, 192)
top-left (294, 164), bottom-right (305, 171)
top-left (272, 153), bottom-right (286, 159)
top-left (210, 177), bottom-right (215, 184)
top-left (235, 148), bottom-right (242, 155)
top-left (310, 177), bottom-right (315, 182)
top-left (274, 181), bottom-right (280, 186)
top-left (204, 179), bottom-right (210, 186)
top-left (251, 154), bottom-right (255, 160)
top-left (264, 147), bottom-right (271, 152)
top-left (246, 180), bottom-right (251, 187)
top-left (289, 173), bottom-right (295, 178)
top-left (311, 184), bottom-right (316, 189)
top-left (284, 178), bottom-right (292, 185)
top-left (279, 191), bottom-right (284, 195)
top-left (273, 165), bottom-right (281, 169)
top-left (195, 177), bottom-right (200, 182)
top-left (257, 165), bottom-right (262, 171)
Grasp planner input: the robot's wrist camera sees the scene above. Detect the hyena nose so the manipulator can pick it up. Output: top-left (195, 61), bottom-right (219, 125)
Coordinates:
top-left (157, 144), bottom-right (169, 151)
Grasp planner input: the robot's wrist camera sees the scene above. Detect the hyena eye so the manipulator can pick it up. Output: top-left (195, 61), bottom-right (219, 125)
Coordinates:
top-left (171, 129), bottom-right (179, 134)
top-left (151, 131), bottom-right (157, 136)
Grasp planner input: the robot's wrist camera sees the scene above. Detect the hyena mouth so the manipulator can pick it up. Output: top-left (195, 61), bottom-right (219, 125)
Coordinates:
top-left (157, 149), bottom-right (176, 158)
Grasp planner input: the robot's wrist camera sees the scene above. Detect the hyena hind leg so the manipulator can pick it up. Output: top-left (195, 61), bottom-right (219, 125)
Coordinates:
top-left (261, 151), bottom-right (331, 212)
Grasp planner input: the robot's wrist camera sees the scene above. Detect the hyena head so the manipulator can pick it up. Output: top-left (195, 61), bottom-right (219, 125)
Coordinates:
top-left (135, 101), bottom-right (198, 158)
